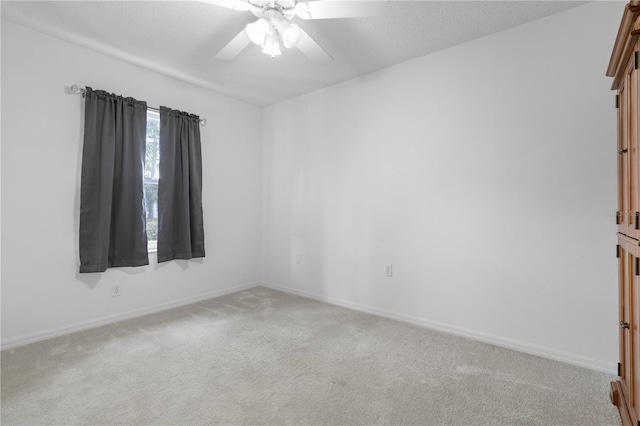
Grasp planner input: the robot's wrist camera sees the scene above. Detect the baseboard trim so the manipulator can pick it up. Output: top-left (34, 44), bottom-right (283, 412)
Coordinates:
top-left (1, 282), bottom-right (259, 351)
top-left (260, 282), bottom-right (617, 376)
top-left (5, 280), bottom-right (618, 375)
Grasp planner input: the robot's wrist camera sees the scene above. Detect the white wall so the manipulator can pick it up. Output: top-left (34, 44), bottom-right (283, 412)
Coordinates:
top-left (1, 2), bottom-right (625, 373)
top-left (1, 21), bottom-right (263, 347)
top-left (261, 2), bottom-right (622, 372)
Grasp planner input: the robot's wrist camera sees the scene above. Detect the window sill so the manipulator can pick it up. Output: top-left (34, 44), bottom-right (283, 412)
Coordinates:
top-left (148, 241), bottom-right (157, 254)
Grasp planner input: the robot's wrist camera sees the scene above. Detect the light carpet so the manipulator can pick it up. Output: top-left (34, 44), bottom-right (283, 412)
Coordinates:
top-left (1, 286), bottom-right (622, 425)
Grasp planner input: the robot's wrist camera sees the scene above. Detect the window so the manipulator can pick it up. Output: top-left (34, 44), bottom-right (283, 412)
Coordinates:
top-left (79, 89), bottom-right (204, 272)
top-left (144, 110), bottom-right (160, 252)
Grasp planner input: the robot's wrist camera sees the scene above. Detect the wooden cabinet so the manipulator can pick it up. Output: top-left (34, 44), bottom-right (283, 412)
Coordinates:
top-left (616, 40), bottom-right (640, 239)
top-left (609, 3), bottom-right (640, 426)
top-left (614, 234), bottom-right (640, 425)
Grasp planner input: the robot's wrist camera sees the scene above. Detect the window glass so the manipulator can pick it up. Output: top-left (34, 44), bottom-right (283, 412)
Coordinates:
top-left (144, 110), bottom-right (160, 251)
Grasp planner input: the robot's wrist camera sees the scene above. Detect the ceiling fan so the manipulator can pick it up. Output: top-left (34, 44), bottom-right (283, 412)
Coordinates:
top-left (201, 0), bottom-right (388, 63)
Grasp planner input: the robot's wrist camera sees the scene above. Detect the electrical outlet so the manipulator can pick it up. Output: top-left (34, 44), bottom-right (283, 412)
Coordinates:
top-left (296, 254), bottom-right (302, 264)
top-left (111, 284), bottom-right (121, 297)
top-left (384, 264), bottom-right (393, 277)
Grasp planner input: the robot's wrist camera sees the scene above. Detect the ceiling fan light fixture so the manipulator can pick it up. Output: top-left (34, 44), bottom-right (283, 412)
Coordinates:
top-left (246, 18), bottom-right (269, 45)
top-left (279, 22), bottom-right (302, 49)
top-left (293, 2), bottom-right (311, 19)
top-left (262, 32), bottom-right (282, 58)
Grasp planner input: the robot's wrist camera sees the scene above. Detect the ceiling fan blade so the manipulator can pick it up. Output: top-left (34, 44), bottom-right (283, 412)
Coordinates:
top-left (296, 29), bottom-right (333, 64)
top-left (197, 0), bottom-right (261, 12)
top-left (197, 0), bottom-right (237, 9)
top-left (215, 29), bottom-right (252, 60)
top-left (296, 0), bottom-right (388, 20)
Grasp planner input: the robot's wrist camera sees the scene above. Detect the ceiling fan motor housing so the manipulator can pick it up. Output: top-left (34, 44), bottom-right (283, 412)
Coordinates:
top-left (249, 0), bottom-right (297, 18)
top-left (213, 0), bottom-right (368, 63)
top-left (246, 3), bottom-right (302, 54)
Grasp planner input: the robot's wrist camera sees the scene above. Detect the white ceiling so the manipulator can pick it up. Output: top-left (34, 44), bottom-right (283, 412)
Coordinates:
top-left (1, 0), bottom-right (588, 107)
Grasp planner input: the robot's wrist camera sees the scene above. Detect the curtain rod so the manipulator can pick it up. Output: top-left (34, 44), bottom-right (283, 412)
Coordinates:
top-left (68, 84), bottom-right (207, 126)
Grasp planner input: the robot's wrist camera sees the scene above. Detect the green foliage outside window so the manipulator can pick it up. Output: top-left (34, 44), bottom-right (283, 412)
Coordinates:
top-left (146, 219), bottom-right (158, 241)
top-left (145, 112), bottom-right (160, 243)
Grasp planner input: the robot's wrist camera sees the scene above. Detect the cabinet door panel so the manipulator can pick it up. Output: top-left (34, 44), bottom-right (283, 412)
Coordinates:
top-left (618, 235), bottom-right (640, 425)
top-left (620, 81), bottom-right (631, 235)
top-left (624, 250), bottom-right (632, 397)
top-left (619, 56), bottom-right (640, 239)
top-left (621, 245), bottom-right (629, 399)
top-left (629, 63), bottom-right (639, 240)
top-left (632, 256), bottom-right (640, 414)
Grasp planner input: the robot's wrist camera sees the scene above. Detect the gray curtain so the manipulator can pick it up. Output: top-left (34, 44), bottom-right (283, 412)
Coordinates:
top-left (157, 107), bottom-right (205, 262)
top-left (79, 88), bottom-right (149, 273)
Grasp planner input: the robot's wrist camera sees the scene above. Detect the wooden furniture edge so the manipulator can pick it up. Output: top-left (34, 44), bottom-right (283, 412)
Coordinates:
top-left (611, 5), bottom-right (640, 426)
top-left (607, 3), bottom-right (640, 90)
top-left (612, 380), bottom-right (634, 426)
top-left (619, 232), bottom-right (640, 246)
top-left (615, 232), bottom-right (640, 425)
